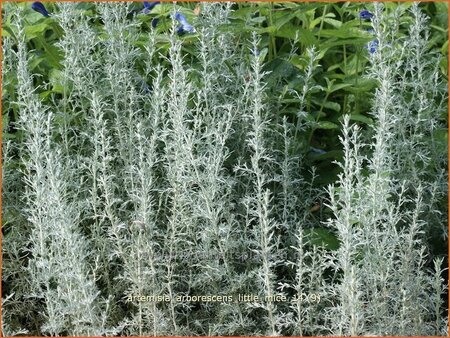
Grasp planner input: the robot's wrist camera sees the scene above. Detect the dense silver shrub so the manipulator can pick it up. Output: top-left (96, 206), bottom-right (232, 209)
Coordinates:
top-left (2, 2), bottom-right (447, 336)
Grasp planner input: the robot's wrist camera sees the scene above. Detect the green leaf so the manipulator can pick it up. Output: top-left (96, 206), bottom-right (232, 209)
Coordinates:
top-left (441, 40), bottom-right (448, 55)
top-left (310, 98), bottom-right (338, 112)
top-left (24, 23), bottom-right (49, 40)
top-left (317, 101), bottom-right (341, 112)
top-left (329, 83), bottom-right (353, 93)
top-left (29, 56), bottom-right (46, 71)
top-left (49, 69), bottom-right (67, 94)
top-left (323, 18), bottom-right (343, 29)
top-left (2, 25), bottom-right (15, 38)
top-left (346, 114), bottom-right (373, 125)
top-left (343, 78), bottom-right (377, 93)
top-left (263, 57), bottom-right (299, 84)
top-left (250, 16), bottom-right (266, 24)
top-left (322, 37), bottom-right (372, 50)
top-left (273, 10), bottom-right (301, 30)
top-left (274, 24), bottom-right (318, 46)
top-left (316, 121), bottom-right (339, 130)
top-left (255, 26), bottom-right (277, 34)
top-left (309, 12), bottom-right (337, 29)
top-left (304, 228), bottom-right (340, 250)
top-left (319, 27), bottom-right (363, 39)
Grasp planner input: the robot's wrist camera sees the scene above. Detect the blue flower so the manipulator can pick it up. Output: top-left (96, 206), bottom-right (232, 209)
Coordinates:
top-left (175, 12), bottom-right (188, 26)
top-left (143, 1), bottom-right (160, 14)
top-left (176, 25), bottom-right (187, 35)
top-left (359, 10), bottom-right (373, 20)
top-left (367, 39), bottom-right (379, 54)
top-left (31, 2), bottom-right (50, 17)
top-left (174, 12), bottom-right (195, 35)
top-left (151, 18), bottom-right (159, 28)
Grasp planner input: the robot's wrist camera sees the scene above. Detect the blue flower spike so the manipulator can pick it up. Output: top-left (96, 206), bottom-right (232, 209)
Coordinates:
top-left (31, 2), bottom-right (50, 17)
top-left (359, 10), bottom-right (373, 20)
top-left (367, 39), bottom-right (379, 54)
top-left (143, 1), bottom-right (160, 14)
top-left (175, 12), bottom-right (195, 35)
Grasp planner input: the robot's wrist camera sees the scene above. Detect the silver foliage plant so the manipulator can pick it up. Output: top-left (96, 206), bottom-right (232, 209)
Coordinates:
top-left (2, 2), bottom-right (447, 336)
